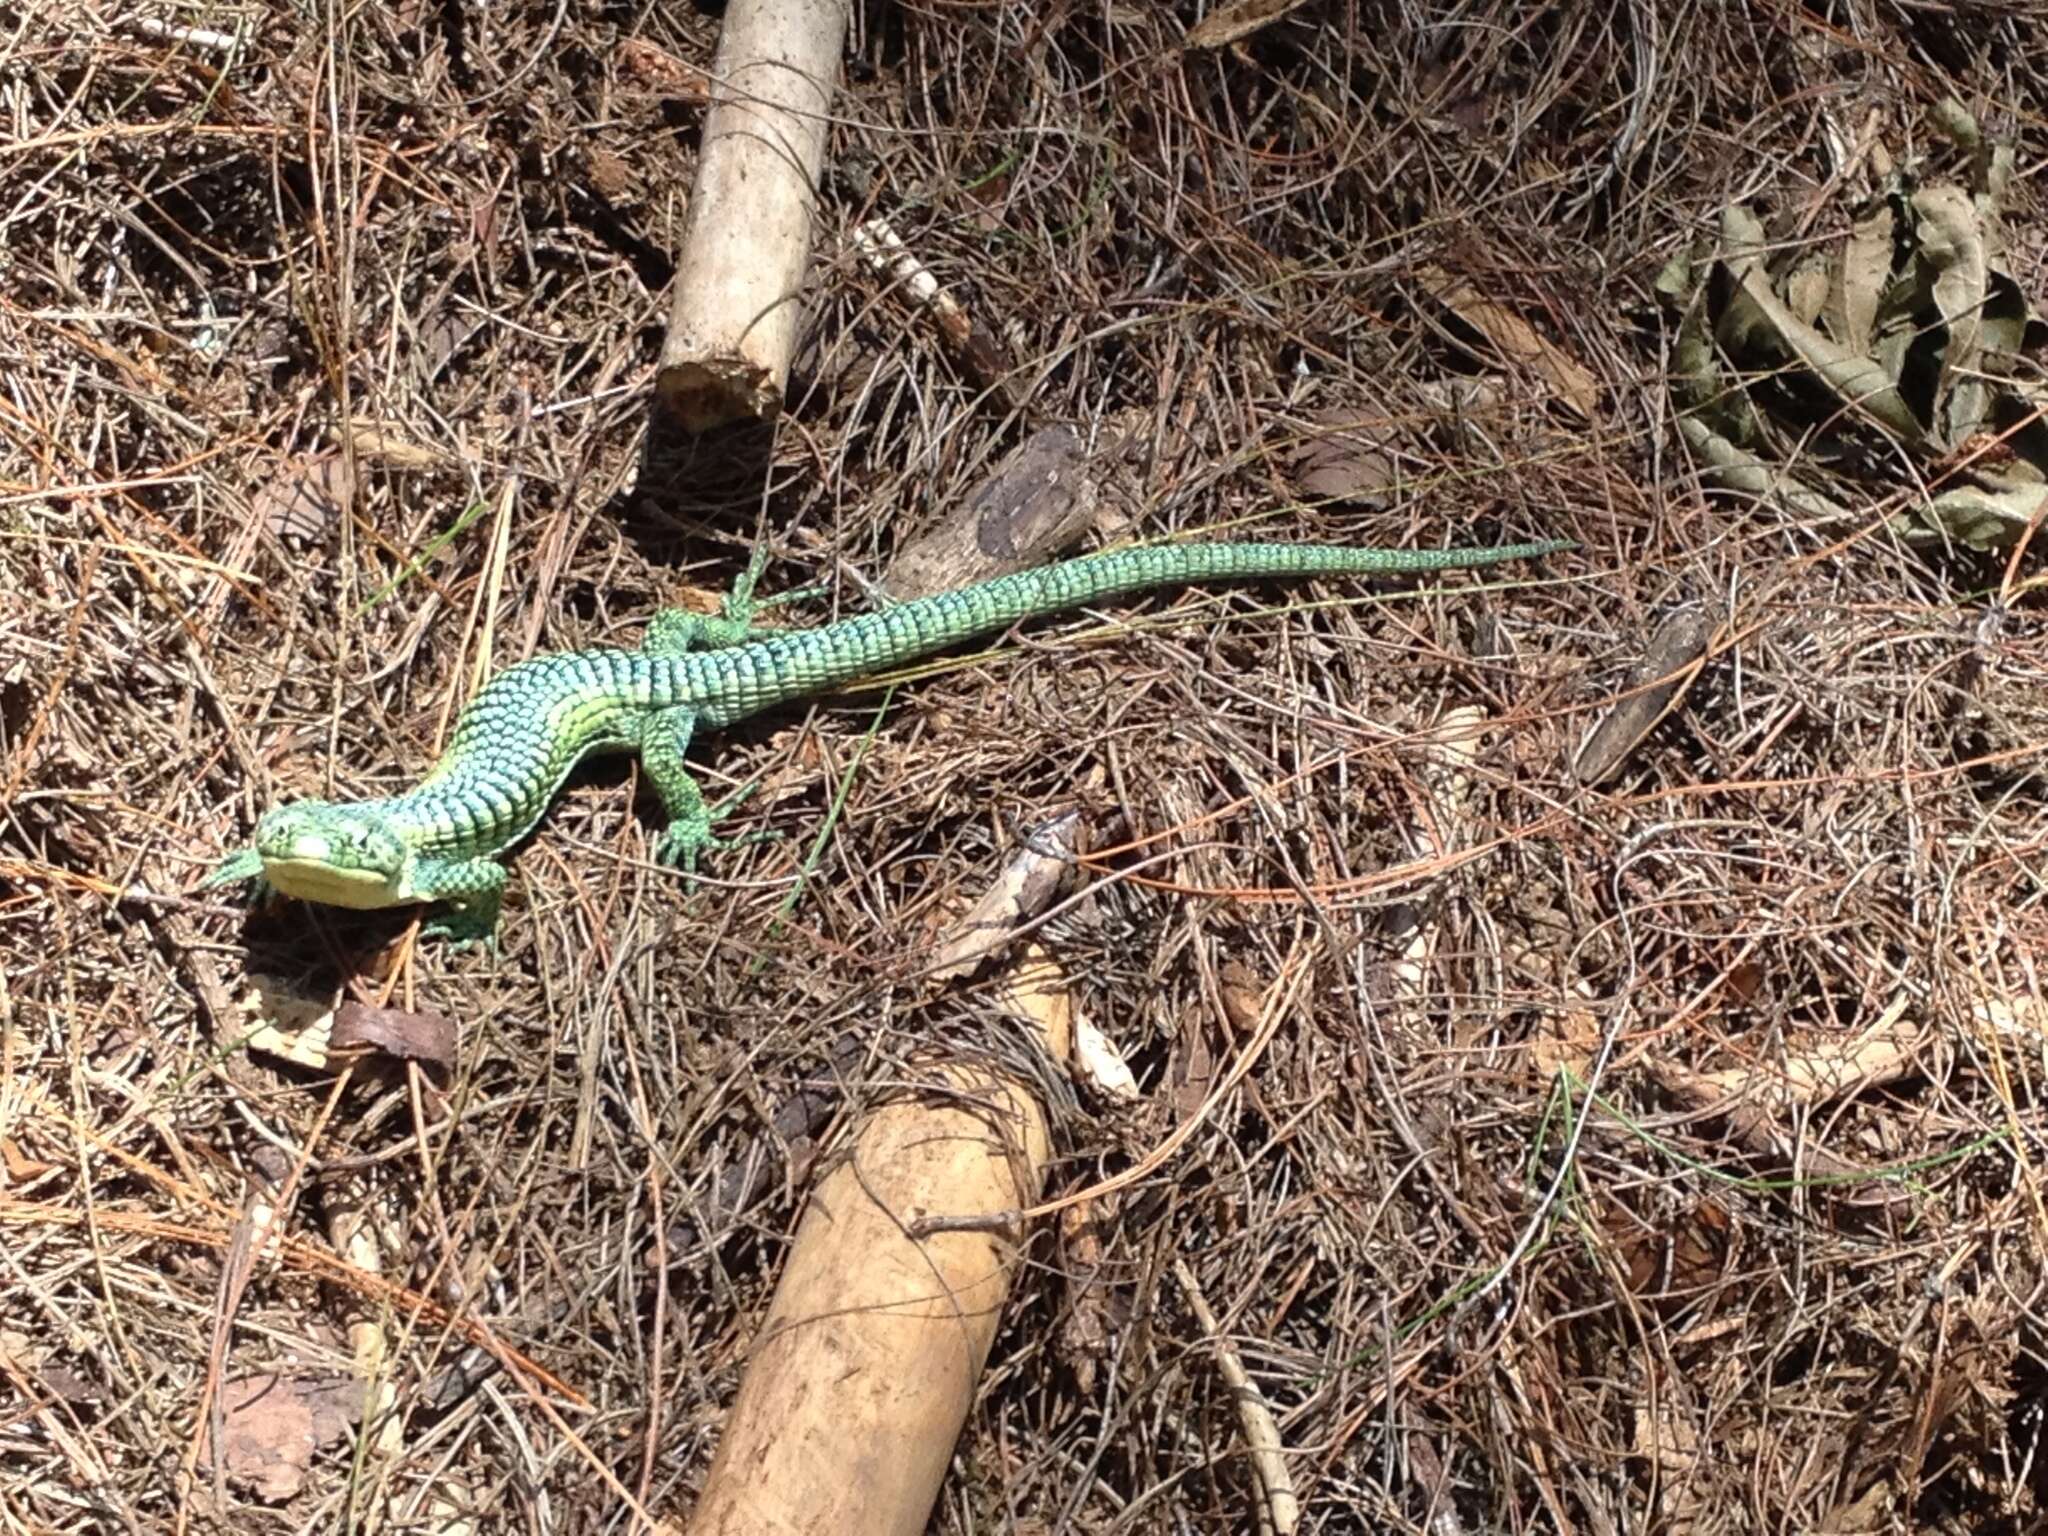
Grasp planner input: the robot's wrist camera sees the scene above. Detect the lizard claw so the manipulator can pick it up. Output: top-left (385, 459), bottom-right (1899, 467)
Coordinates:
top-left (420, 909), bottom-right (500, 952)
top-left (651, 820), bottom-right (783, 881)
top-left (200, 847), bottom-right (264, 890)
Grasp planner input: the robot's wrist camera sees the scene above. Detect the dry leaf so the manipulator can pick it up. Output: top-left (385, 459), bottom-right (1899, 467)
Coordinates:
top-left (331, 1000), bottom-right (459, 1070)
top-left (1184, 0), bottom-right (1316, 48)
top-left (1073, 1013), bottom-right (1139, 1101)
top-left (1781, 252), bottom-right (1831, 328)
top-left (1167, 1007), bottom-right (1217, 1120)
top-left (1828, 202), bottom-right (1895, 354)
top-left (1573, 604), bottom-right (1718, 786)
top-left (345, 420), bottom-right (444, 469)
top-left (1, 1134), bottom-right (59, 1182)
top-left (1714, 205), bottom-right (1926, 447)
top-left (584, 147), bottom-right (638, 203)
top-left (1912, 184), bottom-right (1993, 438)
top-left (1415, 266), bottom-right (1600, 419)
top-left (1285, 409), bottom-right (1401, 507)
top-left (1920, 476), bottom-right (2048, 552)
top-left (253, 454), bottom-right (352, 543)
top-left (202, 1373), bottom-right (362, 1503)
top-left (412, 310), bottom-right (478, 383)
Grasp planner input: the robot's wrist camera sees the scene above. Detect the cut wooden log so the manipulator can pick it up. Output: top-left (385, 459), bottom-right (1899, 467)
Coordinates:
top-left (684, 960), bottom-right (1069, 1536)
top-left (885, 424), bottom-right (1103, 601)
top-left (657, 0), bottom-right (850, 430)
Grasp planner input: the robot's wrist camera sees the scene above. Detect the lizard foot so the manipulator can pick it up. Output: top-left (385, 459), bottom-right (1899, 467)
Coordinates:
top-left (651, 805), bottom-right (783, 881)
top-left (420, 907), bottom-right (501, 952)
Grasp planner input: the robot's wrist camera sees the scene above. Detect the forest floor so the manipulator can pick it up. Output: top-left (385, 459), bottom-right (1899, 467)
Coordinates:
top-left (5, 3), bottom-right (2048, 1531)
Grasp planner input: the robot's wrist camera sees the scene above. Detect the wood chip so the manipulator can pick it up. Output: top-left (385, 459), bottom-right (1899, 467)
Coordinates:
top-left (615, 36), bottom-right (710, 104)
top-left (345, 420), bottom-right (444, 469)
top-left (930, 808), bottom-right (1084, 979)
top-left (1573, 603), bottom-right (1720, 785)
top-left (887, 425), bottom-right (1101, 601)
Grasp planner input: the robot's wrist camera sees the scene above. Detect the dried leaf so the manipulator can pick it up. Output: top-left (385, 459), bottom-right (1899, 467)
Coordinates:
top-left (1168, 1008), bottom-right (1217, 1120)
top-left (253, 454), bottom-right (352, 543)
top-left (1916, 476), bottom-right (2048, 552)
top-left (1653, 245), bottom-right (1696, 309)
top-left (1285, 408), bottom-right (1401, 507)
top-left (1912, 184), bottom-right (1992, 439)
top-left (1184, 0), bottom-right (1315, 49)
top-left (411, 310), bottom-right (478, 383)
top-left (1684, 1010), bottom-right (1930, 1108)
top-left (1828, 202), bottom-right (1895, 354)
top-left (1573, 604), bottom-right (1719, 786)
top-left (1714, 205), bottom-right (1926, 447)
top-left (332, 999), bottom-right (459, 1070)
top-left (1676, 414), bottom-right (1847, 522)
top-left (1668, 250), bottom-right (1756, 445)
top-left (584, 147), bottom-right (637, 203)
top-left (1780, 251), bottom-right (1830, 328)
top-left (1415, 266), bottom-right (1599, 419)
top-left (1977, 271), bottom-right (2029, 376)
top-left (202, 1373), bottom-right (362, 1503)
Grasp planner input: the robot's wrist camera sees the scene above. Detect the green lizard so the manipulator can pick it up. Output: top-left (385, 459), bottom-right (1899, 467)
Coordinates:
top-left (202, 537), bottom-right (1570, 944)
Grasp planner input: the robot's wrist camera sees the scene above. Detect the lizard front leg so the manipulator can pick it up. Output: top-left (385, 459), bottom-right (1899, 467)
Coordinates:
top-left (408, 856), bottom-right (509, 947)
top-left (201, 846), bottom-right (274, 904)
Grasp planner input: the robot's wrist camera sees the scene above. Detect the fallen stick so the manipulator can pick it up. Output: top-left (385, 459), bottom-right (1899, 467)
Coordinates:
top-left (685, 958), bottom-right (1069, 1535)
top-left (852, 217), bottom-right (1021, 410)
top-left (657, 0), bottom-right (850, 429)
top-left (1172, 1257), bottom-right (1299, 1536)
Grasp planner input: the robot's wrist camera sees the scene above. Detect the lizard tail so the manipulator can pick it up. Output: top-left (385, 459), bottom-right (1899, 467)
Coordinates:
top-left (689, 538), bottom-right (1572, 725)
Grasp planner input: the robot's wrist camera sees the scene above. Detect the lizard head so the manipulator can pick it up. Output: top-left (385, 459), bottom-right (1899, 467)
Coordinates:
top-left (251, 801), bottom-right (412, 910)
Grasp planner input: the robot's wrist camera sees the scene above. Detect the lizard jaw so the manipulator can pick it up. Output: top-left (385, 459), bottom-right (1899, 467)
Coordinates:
top-left (258, 855), bottom-right (407, 910)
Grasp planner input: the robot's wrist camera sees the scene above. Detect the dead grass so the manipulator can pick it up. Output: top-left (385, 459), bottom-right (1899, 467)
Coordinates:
top-left (4, 1), bottom-right (2048, 1531)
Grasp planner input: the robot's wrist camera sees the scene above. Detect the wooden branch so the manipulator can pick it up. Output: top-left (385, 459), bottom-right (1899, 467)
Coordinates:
top-left (1573, 603), bottom-right (1719, 785)
top-left (885, 424), bottom-right (1103, 600)
top-left (684, 960), bottom-right (1070, 1535)
top-left (852, 217), bottom-right (1022, 410)
top-left (657, 0), bottom-right (850, 431)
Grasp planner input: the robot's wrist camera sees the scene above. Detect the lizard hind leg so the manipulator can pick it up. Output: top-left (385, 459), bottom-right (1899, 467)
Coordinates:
top-left (643, 548), bottom-right (826, 657)
top-left (642, 606), bottom-right (759, 656)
